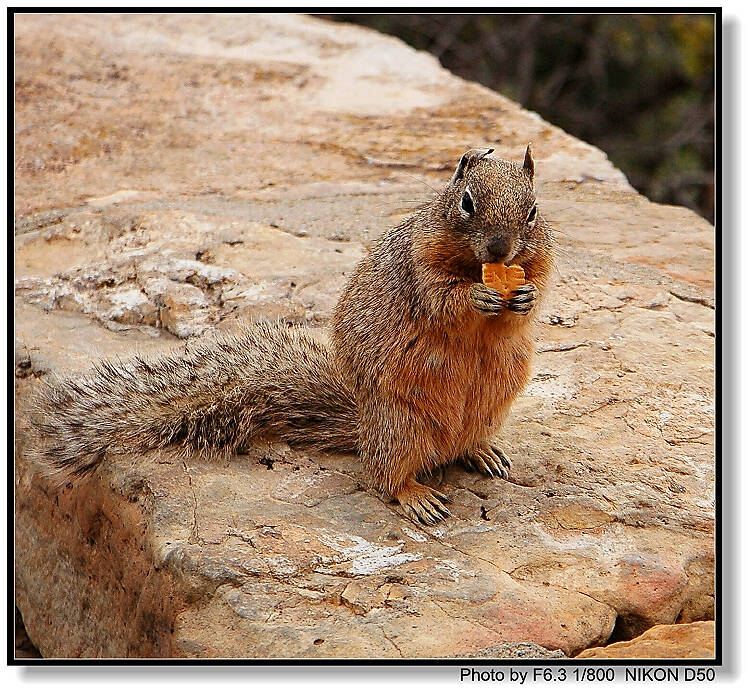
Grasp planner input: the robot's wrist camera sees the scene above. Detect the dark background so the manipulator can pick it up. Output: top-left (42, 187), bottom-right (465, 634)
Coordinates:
top-left (320, 13), bottom-right (715, 223)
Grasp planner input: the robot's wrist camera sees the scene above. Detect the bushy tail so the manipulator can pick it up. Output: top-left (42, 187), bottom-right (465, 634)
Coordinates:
top-left (32, 322), bottom-right (359, 480)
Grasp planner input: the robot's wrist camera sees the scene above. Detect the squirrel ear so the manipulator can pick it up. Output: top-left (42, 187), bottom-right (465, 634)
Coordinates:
top-left (451, 152), bottom-right (472, 184)
top-left (451, 148), bottom-right (495, 184)
top-left (523, 143), bottom-right (535, 181)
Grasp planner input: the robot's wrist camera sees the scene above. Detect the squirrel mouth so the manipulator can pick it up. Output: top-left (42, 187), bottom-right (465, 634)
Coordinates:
top-left (483, 240), bottom-right (520, 266)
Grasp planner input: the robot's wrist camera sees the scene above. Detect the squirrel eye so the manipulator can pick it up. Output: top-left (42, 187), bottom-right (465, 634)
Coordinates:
top-left (526, 203), bottom-right (537, 224)
top-left (461, 190), bottom-right (475, 216)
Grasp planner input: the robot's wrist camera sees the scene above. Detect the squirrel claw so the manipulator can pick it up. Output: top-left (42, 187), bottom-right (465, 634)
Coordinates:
top-left (508, 282), bottom-right (538, 314)
top-left (469, 283), bottom-right (507, 315)
top-left (397, 481), bottom-right (452, 525)
top-left (485, 444), bottom-right (512, 479)
top-left (461, 443), bottom-right (512, 480)
top-left (470, 282), bottom-right (538, 316)
top-left (432, 489), bottom-right (452, 504)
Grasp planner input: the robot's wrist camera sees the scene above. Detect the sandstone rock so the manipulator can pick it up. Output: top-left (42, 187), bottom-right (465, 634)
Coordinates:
top-left (465, 643), bottom-right (566, 659)
top-left (15, 608), bottom-right (41, 659)
top-left (576, 621), bottom-right (715, 659)
top-left (14, 13), bottom-right (714, 659)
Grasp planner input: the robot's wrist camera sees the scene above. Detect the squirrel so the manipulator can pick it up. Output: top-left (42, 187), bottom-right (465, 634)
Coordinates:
top-left (32, 145), bottom-right (554, 525)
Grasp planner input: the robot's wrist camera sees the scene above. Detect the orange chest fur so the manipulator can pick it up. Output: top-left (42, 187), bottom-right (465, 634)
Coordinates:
top-left (379, 320), bottom-right (533, 454)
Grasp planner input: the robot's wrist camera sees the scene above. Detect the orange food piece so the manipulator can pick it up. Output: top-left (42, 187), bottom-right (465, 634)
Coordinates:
top-left (481, 263), bottom-right (525, 299)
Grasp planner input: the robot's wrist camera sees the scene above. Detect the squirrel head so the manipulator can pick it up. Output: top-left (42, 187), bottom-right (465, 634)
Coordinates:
top-left (441, 145), bottom-right (538, 265)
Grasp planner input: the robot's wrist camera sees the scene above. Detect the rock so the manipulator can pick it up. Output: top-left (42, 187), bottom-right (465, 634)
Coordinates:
top-left (576, 622), bottom-right (715, 659)
top-left (14, 14), bottom-right (714, 658)
top-left (15, 608), bottom-right (41, 659)
top-left (103, 288), bottom-right (159, 327)
top-left (465, 642), bottom-right (566, 659)
top-left (143, 277), bottom-right (215, 339)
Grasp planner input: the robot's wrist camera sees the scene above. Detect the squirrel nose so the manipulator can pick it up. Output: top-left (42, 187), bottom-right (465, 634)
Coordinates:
top-left (487, 237), bottom-right (511, 261)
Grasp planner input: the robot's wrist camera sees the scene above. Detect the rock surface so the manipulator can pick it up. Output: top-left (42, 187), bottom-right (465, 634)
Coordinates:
top-left (14, 14), bottom-right (715, 659)
top-left (576, 621), bottom-right (715, 659)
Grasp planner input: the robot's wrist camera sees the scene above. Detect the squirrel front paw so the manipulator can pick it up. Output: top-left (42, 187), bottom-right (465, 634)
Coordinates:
top-left (469, 283), bottom-right (507, 315)
top-left (470, 282), bottom-right (538, 315)
top-left (507, 282), bottom-right (538, 314)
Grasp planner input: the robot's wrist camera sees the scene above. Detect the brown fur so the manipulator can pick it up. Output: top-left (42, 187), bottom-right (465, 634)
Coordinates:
top-left (33, 146), bottom-right (554, 524)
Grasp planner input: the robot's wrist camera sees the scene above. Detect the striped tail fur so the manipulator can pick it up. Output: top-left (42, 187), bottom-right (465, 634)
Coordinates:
top-left (32, 322), bottom-right (359, 481)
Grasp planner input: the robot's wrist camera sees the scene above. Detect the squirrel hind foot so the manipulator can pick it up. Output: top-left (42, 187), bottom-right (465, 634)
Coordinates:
top-left (395, 480), bottom-right (452, 525)
top-left (460, 443), bottom-right (512, 480)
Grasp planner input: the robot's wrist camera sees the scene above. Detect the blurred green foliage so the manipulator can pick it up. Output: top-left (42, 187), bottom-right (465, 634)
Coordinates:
top-left (321, 14), bottom-right (715, 222)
